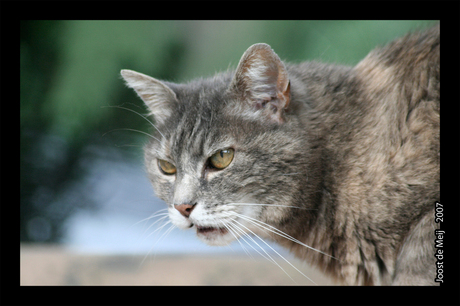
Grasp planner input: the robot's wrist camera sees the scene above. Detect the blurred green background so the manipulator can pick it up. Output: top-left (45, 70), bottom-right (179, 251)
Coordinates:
top-left (20, 20), bottom-right (438, 246)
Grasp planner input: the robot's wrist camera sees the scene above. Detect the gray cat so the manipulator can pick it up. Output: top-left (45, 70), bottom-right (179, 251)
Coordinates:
top-left (121, 25), bottom-right (439, 285)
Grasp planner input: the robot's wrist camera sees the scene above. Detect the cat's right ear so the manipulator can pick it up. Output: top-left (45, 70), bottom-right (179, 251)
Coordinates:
top-left (229, 43), bottom-right (291, 124)
top-left (120, 69), bottom-right (177, 125)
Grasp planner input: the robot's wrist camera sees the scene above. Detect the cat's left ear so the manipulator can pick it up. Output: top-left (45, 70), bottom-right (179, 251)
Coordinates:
top-left (121, 69), bottom-right (177, 125)
top-left (229, 43), bottom-right (291, 124)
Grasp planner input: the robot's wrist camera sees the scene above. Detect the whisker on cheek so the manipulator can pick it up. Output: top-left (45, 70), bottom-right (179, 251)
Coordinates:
top-left (225, 213), bottom-right (317, 285)
top-left (228, 211), bottom-right (338, 261)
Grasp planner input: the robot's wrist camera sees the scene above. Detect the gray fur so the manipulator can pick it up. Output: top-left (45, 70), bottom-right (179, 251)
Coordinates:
top-left (121, 25), bottom-right (439, 285)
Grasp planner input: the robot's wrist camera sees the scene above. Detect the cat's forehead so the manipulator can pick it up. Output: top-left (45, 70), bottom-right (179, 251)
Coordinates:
top-left (155, 99), bottom-right (234, 163)
top-left (175, 85), bottom-right (228, 113)
top-left (168, 113), bottom-right (232, 157)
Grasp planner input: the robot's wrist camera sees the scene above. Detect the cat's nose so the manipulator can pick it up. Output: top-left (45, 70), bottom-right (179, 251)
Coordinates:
top-left (174, 203), bottom-right (196, 218)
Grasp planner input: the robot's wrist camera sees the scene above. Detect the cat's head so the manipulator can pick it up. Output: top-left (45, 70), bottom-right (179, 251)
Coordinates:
top-left (121, 44), bottom-right (309, 246)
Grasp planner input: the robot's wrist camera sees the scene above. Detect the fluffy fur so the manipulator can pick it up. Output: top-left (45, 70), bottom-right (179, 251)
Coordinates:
top-left (121, 25), bottom-right (439, 285)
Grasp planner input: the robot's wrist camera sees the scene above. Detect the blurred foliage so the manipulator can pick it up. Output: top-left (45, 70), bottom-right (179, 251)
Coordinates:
top-left (20, 20), bottom-right (437, 243)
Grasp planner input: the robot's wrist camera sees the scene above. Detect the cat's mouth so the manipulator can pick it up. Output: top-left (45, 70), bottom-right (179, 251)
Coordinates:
top-left (195, 225), bottom-right (228, 235)
top-left (193, 224), bottom-right (232, 246)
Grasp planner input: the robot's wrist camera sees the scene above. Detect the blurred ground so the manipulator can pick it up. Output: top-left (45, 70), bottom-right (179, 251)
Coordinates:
top-left (20, 244), bottom-right (335, 286)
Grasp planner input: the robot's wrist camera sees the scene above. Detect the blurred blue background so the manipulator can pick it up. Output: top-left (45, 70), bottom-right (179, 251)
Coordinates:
top-left (20, 20), bottom-right (438, 255)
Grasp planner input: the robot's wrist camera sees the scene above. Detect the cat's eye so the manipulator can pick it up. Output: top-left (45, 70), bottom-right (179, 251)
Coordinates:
top-left (209, 148), bottom-right (234, 170)
top-left (158, 159), bottom-right (177, 175)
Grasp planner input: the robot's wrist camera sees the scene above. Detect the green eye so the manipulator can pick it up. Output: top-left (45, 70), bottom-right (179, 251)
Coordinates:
top-left (158, 159), bottom-right (177, 175)
top-left (209, 148), bottom-right (234, 169)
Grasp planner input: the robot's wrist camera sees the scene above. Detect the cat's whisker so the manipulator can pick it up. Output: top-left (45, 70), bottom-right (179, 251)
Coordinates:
top-left (141, 214), bottom-right (170, 237)
top-left (101, 105), bottom-right (167, 139)
top-left (218, 220), bottom-right (253, 259)
top-left (128, 210), bottom-right (169, 248)
top-left (146, 147), bottom-right (164, 156)
top-left (144, 218), bottom-right (173, 241)
top-left (225, 214), bottom-right (316, 285)
top-left (224, 221), bottom-right (256, 258)
top-left (140, 222), bottom-right (175, 267)
top-left (114, 143), bottom-right (144, 148)
top-left (130, 210), bottom-right (169, 256)
top-left (102, 128), bottom-right (161, 142)
top-left (229, 211), bottom-right (338, 261)
top-left (226, 221), bottom-right (274, 264)
top-left (130, 208), bottom-right (169, 229)
top-left (207, 214), bottom-right (246, 256)
top-left (226, 219), bottom-right (298, 284)
top-left (213, 213), bottom-right (284, 269)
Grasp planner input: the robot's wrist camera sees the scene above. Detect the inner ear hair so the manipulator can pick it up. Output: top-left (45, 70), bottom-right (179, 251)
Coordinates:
top-left (230, 43), bottom-right (291, 124)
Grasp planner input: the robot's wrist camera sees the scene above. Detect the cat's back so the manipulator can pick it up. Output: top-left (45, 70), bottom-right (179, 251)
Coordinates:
top-left (286, 25), bottom-right (439, 285)
top-left (352, 24), bottom-right (440, 193)
top-left (297, 25), bottom-right (440, 196)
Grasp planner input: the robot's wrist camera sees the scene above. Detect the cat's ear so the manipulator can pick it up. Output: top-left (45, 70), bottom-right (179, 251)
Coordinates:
top-left (229, 43), bottom-right (291, 124)
top-left (121, 69), bottom-right (177, 125)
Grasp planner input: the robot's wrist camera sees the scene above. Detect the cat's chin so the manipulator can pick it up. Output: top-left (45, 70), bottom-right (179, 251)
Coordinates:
top-left (195, 225), bottom-right (235, 246)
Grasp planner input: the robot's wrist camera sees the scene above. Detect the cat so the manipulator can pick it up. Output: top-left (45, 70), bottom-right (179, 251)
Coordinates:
top-left (120, 24), bottom-right (440, 285)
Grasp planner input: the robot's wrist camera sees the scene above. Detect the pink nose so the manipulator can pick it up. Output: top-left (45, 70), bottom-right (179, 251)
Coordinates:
top-left (174, 203), bottom-right (195, 218)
